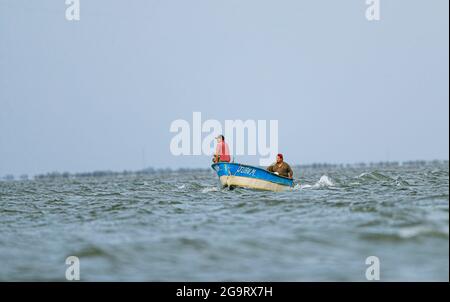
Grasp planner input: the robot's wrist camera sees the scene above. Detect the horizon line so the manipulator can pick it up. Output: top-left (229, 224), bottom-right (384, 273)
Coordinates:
top-left (1, 159), bottom-right (448, 180)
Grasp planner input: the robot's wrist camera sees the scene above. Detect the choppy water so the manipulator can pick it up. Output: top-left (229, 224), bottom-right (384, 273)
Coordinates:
top-left (0, 163), bottom-right (448, 281)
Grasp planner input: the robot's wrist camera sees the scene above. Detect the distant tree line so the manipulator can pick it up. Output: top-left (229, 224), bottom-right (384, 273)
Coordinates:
top-left (27, 167), bottom-right (210, 181)
top-left (293, 160), bottom-right (447, 169)
top-left (0, 160), bottom-right (447, 181)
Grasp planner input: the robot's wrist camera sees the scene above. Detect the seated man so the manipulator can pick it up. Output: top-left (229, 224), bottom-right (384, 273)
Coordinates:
top-left (213, 135), bottom-right (231, 163)
top-left (267, 153), bottom-right (293, 179)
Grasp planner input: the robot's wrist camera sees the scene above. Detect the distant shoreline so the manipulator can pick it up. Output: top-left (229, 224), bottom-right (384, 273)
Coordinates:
top-left (1, 159), bottom-right (448, 182)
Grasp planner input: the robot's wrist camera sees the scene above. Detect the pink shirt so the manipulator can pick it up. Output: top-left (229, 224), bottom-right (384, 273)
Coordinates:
top-left (216, 141), bottom-right (230, 162)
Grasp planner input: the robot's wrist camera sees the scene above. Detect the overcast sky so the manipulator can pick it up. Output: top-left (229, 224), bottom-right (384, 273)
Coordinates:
top-left (0, 0), bottom-right (448, 176)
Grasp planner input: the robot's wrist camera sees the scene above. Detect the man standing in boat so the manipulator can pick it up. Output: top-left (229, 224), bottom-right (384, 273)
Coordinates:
top-left (213, 135), bottom-right (231, 163)
top-left (267, 153), bottom-right (293, 179)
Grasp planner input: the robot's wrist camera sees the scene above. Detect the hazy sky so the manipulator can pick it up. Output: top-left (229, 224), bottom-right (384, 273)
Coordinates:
top-left (0, 0), bottom-right (448, 176)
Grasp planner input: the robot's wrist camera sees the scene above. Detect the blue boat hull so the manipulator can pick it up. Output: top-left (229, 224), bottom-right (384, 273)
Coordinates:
top-left (211, 163), bottom-right (294, 192)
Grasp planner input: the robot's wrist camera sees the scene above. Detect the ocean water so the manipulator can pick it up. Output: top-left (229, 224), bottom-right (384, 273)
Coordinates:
top-left (0, 163), bottom-right (448, 281)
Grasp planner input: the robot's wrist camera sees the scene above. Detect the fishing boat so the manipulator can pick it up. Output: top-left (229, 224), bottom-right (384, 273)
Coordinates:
top-left (211, 162), bottom-right (294, 192)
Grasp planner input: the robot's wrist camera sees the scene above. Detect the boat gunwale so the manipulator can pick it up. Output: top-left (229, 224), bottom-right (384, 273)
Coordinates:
top-left (211, 162), bottom-right (294, 186)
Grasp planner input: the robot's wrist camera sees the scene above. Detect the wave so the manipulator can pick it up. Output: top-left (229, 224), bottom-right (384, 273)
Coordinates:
top-left (393, 176), bottom-right (410, 186)
top-left (295, 175), bottom-right (335, 190)
top-left (201, 186), bottom-right (220, 193)
top-left (357, 171), bottom-right (393, 181)
top-left (397, 226), bottom-right (449, 239)
top-left (355, 171), bottom-right (410, 187)
top-left (362, 226), bottom-right (449, 241)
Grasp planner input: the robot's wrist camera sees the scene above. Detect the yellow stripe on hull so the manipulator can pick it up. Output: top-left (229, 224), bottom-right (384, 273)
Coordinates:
top-left (219, 176), bottom-right (291, 192)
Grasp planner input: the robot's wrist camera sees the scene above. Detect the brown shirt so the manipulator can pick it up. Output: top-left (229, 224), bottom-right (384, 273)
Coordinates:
top-left (267, 162), bottom-right (293, 178)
